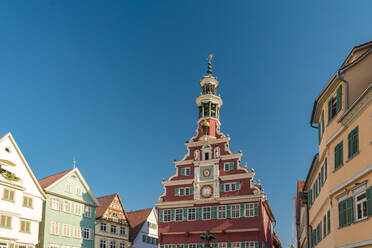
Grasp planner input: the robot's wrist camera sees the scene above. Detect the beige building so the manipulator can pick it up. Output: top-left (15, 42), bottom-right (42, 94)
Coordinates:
top-left (300, 40), bottom-right (372, 248)
top-left (95, 193), bottom-right (130, 248)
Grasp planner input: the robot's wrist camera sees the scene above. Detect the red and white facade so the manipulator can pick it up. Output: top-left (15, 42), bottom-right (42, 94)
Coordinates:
top-left (155, 58), bottom-right (279, 248)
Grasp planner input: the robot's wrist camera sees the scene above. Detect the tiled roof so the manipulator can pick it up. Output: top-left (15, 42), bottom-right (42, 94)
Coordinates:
top-left (38, 169), bottom-right (73, 189)
top-left (127, 208), bottom-right (153, 242)
top-left (297, 180), bottom-right (305, 193)
top-left (96, 193), bottom-right (117, 219)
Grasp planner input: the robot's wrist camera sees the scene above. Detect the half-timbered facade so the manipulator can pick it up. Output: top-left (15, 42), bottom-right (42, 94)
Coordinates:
top-left (155, 56), bottom-right (279, 248)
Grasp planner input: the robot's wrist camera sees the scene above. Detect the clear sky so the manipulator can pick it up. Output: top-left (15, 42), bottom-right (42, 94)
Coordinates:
top-left (1, 1), bottom-right (372, 246)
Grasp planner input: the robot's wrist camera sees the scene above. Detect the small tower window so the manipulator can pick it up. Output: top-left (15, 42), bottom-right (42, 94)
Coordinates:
top-left (204, 152), bottom-right (210, 160)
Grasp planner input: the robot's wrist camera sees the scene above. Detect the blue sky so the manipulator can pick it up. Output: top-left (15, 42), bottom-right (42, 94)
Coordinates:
top-left (1, 1), bottom-right (372, 246)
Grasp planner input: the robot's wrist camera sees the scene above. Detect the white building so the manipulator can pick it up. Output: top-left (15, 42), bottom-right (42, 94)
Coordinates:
top-left (127, 208), bottom-right (158, 248)
top-left (0, 133), bottom-right (46, 248)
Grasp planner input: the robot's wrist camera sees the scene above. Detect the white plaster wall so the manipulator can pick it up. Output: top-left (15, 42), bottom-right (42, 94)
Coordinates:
top-left (132, 209), bottom-right (158, 248)
top-left (0, 135), bottom-right (45, 245)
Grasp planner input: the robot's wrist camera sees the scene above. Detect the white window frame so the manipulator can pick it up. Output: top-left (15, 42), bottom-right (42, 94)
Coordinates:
top-left (100, 240), bottom-right (106, 248)
top-left (65, 183), bottom-right (72, 193)
top-left (354, 191), bottom-right (367, 221)
top-left (84, 206), bottom-right (92, 218)
top-left (50, 221), bottom-right (59, 235)
top-left (101, 223), bottom-right (107, 232)
top-left (218, 205), bottom-right (226, 219)
top-left (245, 203), bottom-right (255, 217)
top-left (219, 243), bottom-right (227, 248)
top-left (231, 204), bottom-right (240, 218)
top-left (202, 207), bottom-right (211, 220)
top-left (175, 209), bottom-right (183, 221)
top-left (120, 227), bottom-right (126, 235)
top-left (163, 209), bottom-right (171, 222)
top-left (111, 225), bottom-right (117, 234)
top-left (83, 227), bottom-right (92, 240)
top-left (188, 208), bottom-right (196, 221)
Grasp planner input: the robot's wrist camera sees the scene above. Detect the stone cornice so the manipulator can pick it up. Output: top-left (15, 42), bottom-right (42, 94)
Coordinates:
top-left (196, 94), bottom-right (223, 107)
top-left (194, 159), bottom-right (220, 167)
top-left (161, 228), bottom-right (259, 235)
top-left (174, 160), bottom-right (193, 166)
top-left (339, 83), bottom-right (372, 126)
top-left (219, 173), bottom-right (253, 181)
top-left (162, 179), bottom-right (194, 186)
top-left (220, 153), bottom-right (242, 160)
top-left (185, 137), bottom-right (230, 147)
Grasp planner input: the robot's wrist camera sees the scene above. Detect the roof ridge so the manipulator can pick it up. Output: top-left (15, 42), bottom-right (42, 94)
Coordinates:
top-left (38, 168), bottom-right (73, 181)
top-left (127, 207), bottom-right (153, 213)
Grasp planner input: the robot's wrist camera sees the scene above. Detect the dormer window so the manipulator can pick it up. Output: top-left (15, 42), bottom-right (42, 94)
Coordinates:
top-left (328, 85), bottom-right (342, 122)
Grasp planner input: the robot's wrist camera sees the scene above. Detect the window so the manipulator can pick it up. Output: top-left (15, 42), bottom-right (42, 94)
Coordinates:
top-left (2, 188), bottom-right (15, 202)
top-left (120, 227), bottom-right (126, 235)
top-left (62, 223), bottom-right (71, 237)
top-left (120, 243), bottom-right (125, 248)
top-left (75, 188), bottom-right (82, 196)
top-left (204, 152), bottom-right (210, 160)
top-left (319, 110), bottom-right (325, 140)
top-left (163, 209), bottom-right (172, 222)
top-left (73, 226), bottom-right (81, 238)
top-left (75, 204), bottom-right (82, 216)
top-left (83, 227), bottom-right (92, 240)
top-left (334, 141), bottom-right (343, 170)
top-left (175, 209), bottom-right (183, 221)
top-left (219, 243), bottom-right (227, 248)
top-left (218, 206), bottom-right (226, 219)
top-left (84, 206), bottom-right (92, 218)
top-left (224, 162), bottom-right (234, 171)
top-left (189, 244), bottom-right (197, 248)
top-left (246, 242), bottom-right (257, 248)
top-left (0, 215), bottom-right (11, 229)
top-left (19, 220), bottom-right (31, 233)
top-left (111, 225), bottom-right (117, 234)
top-left (175, 187), bottom-right (193, 196)
top-left (245, 203), bottom-right (255, 217)
top-left (202, 207), bottom-right (211, 220)
top-left (231, 205), bottom-right (240, 218)
top-left (110, 241), bottom-right (116, 248)
top-left (22, 196), bottom-right (33, 208)
top-left (188, 208), bottom-right (196, 221)
top-left (101, 223), bottom-right (107, 232)
top-left (176, 245), bottom-right (183, 248)
top-left (148, 222), bottom-right (157, 229)
top-left (348, 126), bottom-right (359, 159)
top-left (65, 183), bottom-right (72, 193)
top-left (328, 85), bottom-right (342, 122)
top-left (327, 210), bottom-right (331, 234)
top-left (232, 243), bottom-right (240, 248)
top-left (51, 198), bottom-right (61, 210)
top-left (63, 200), bottom-right (72, 213)
top-left (142, 235), bottom-right (146, 242)
top-left (100, 240), bottom-right (106, 248)
top-left (355, 192), bottom-right (367, 221)
top-left (323, 215), bottom-right (327, 237)
top-left (50, 221), bottom-right (59, 235)
top-left (180, 167), bottom-right (190, 176)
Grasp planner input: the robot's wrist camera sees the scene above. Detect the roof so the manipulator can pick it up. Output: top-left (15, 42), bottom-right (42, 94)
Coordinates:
top-left (127, 208), bottom-right (154, 242)
top-left (262, 200), bottom-right (276, 222)
top-left (96, 193), bottom-right (117, 219)
top-left (304, 153), bottom-right (319, 190)
top-left (310, 40), bottom-right (372, 125)
top-left (273, 232), bottom-right (282, 248)
top-left (297, 180), bottom-right (305, 194)
top-left (38, 169), bottom-right (73, 189)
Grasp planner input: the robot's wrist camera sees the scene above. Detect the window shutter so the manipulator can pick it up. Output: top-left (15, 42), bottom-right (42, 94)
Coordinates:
top-left (321, 111), bottom-right (325, 135)
top-left (196, 207), bottom-right (202, 220)
top-left (356, 126), bottom-right (359, 153)
top-left (340, 142), bottom-right (344, 165)
top-left (180, 168), bottom-right (185, 176)
top-left (236, 182), bottom-right (240, 190)
top-left (346, 197), bottom-right (353, 225)
top-left (1, 215), bottom-right (6, 227)
top-left (175, 188), bottom-right (180, 196)
top-left (184, 244), bottom-right (189, 248)
top-left (159, 210), bottom-right (163, 222)
top-left (212, 244), bottom-right (218, 248)
top-left (240, 242), bottom-right (245, 248)
top-left (183, 208), bottom-right (188, 221)
top-left (327, 210), bottom-right (331, 234)
top-left (197, 244), bottom-right (203, 248)
top-left (229, 162), bottom-right (234, 171)
top-left (171, 209), bottom-right (175, 221)
top-left (366, 186), bottom-right (372, 217)
top-left (220, 183), bottom-right (224, 193)
top-left (240, 203), bottom-right (245, 217)
top-left (348, 132), bottom-right (352, 159)
top-left (172, 245), bottom-right (176, 248)
top-left (308, 189), bottom-right (312, 207)
top-left (254, 241), bottom-right (259, 248)
top-left (226, 205), bottom-right (231, 218)
top-left (323, 215), bottom-right (326, 237)
top-left (211, 206), bottom-right (217, 219)
top-left (160, 245), bottom-right (165, 248)
top-left (190, 187), bottom-right (194, 194)
top-left (328, 100), bottom-right (332, 121)
top-left (9, 190), bottom-right (14, 201)
top-left (254, 203), bottom-right (259, 217)
top-left (338, 201), bottom-right (344, 227)
top-left (324, 160), bottom-right (328, 181)
top-left (336, 85), bottom-right (342, 113)
top-left (319, 220), bottom-right (322, 240)
top-left (227, 243), bottom-right (231, 248)
top-left (320, 166), bottom-right (324, 186)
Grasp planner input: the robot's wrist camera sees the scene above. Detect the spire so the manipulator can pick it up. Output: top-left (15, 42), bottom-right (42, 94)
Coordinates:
top-left (73, 158), bottom-right (76, 169)
top-left (207, 54), bottom-right (214, 75)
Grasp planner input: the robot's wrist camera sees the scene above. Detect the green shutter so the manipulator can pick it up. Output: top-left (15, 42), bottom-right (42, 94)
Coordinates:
top-left (227, 243), bottom-right (231, 248)
top-left (340, 142), bottom-right (343, 165)
top-left (220, 183), bottom-right (224, 192)
top-left (212, 244), bottom-right (218, 248)
top-left (173, 245), bottom-right (176, 248)
top-left (160, 245), bottom-right (165, 248)
top-left (185, 245), bottom-right (189, 248)
top-left (196, 207), bottom-right (202, 220)
top-left (321, 111), bottom-right (325, 135)
top-left (323, 215), bottom-right (326, 237)
top-left (171, 209), bottom-right (175, 221)
top-left (346, 197), bottom-right (353, 225)
top-left (240, 203), bottom-right (245, 217)
top-left (328, 99), bottom-right (332, 121)
top-left (180, 168), bottom-right (185, 176)
top-left (320, 166), bottom-right (324, 186)
top-left (319, 220), bottom-right (322, 240)
top-left (308, 189), bottom-right (313, 207)
top-left (355, 126), bottom-right (359, 154)
top-left (338, 201), bottom-right (344, 227)
top-left (159, 210), bottom-right (164, 222)
top-left (327, 210), bottom-right (331, 234)
top-left (254, 241), bottom-right (259, 248)
top-left (366, 186), bottom-right (372, 217)
top-left (197, 244), bottom-right (203, 248)
top-left (211, 206), bottom-right (217, 219)
top-left (175, 188), bottom-right (180, 196)
top-left (190, 187), bottom-right (194, 194)
top-left (336, 85), bottom-right (342, 113)
top-left (230, 162), bottom-right (234, 171)
top-left (240, 242), bottom-right (245, 248)
top-left (183, 208), bottom-right (188, 221)
top-left (254, 203), bottom-right (259, 217)
top-left (348, 132), bottom-right (352, 159)
top-left (236, 182), bottom-right (240, 190)
top-left (226, 205), bottom-right (231, 218)
top-left (324, 159), bottom-right (328, 181)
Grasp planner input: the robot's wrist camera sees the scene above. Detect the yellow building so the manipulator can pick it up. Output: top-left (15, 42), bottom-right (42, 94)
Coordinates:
top-left (303, 41), bottom-right (372, 248)
top-left (95, 193), bottom-right (131, 248)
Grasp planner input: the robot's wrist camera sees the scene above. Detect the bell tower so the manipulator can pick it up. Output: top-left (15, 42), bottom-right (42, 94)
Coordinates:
top-left (195, 54), bottom-right (223, 139)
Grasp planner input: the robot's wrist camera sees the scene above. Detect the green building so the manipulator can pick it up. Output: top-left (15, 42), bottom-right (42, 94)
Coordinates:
top-left (37, 168), bottom-right (99, 248)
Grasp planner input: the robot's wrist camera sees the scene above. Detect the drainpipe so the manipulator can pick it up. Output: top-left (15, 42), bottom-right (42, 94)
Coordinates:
top-left (336, 70), bottom-right (350, 110)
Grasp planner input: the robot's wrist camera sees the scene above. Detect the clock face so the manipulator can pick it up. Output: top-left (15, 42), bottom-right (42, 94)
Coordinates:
top-left (203, 168), bottom-right (211, 177)
top-left (201, 185), bottom-right (213, 198)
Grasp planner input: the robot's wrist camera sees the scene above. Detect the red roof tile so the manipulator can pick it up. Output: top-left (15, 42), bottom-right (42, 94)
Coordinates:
top-left (96, 193), bottom-right (117, 219)
top-left (127, 208), bottom-right (153, 242)
top-left (38, 169), bottom-right (73, 189)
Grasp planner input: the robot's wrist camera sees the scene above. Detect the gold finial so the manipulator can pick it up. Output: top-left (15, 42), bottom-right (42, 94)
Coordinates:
top-left (209, 54), bottom-right (214, 62)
